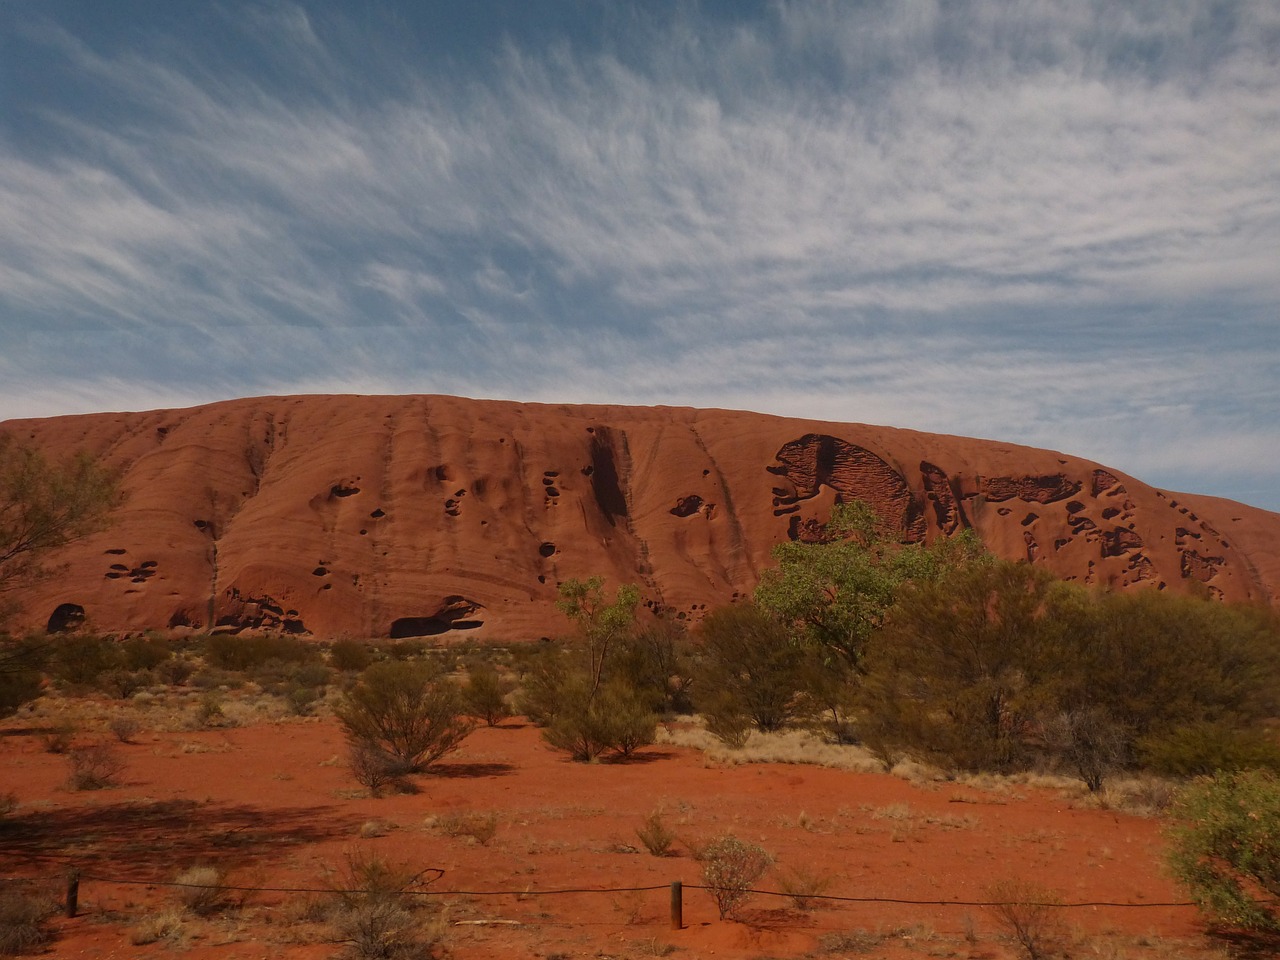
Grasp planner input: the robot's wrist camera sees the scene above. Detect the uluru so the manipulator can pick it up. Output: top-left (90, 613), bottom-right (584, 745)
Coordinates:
top-left (5, 394), bottom-right (1279, 642)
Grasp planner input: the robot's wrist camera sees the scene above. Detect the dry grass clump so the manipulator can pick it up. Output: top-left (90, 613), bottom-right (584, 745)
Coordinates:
top-left (776, 864), bottom-right (833, 910)
top-left (657, 722), bottom-right (883, 772)
top-left (636, 810), bottom-right (678, 857)
top-left (173, 865), bottom-right (232, 916)
top-left (1077, 775), bottom-right (1178, 817)
top-left (433, 810), bottom-right (498, 846)
top-left (0, 882), bottom-right (58, 956)
top-left (128, 907), bottom-right (185, 945)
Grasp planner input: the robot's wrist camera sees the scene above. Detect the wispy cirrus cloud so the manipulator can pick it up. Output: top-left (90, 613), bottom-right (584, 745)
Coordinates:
top-left (0, 1), bottom-right (1276, 508)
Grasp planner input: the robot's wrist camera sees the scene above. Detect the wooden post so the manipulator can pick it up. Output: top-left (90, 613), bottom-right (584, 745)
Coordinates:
top-left (65, 870), bottom-right (79, 918)
top-left (669, 880), bottom-right (682, 930)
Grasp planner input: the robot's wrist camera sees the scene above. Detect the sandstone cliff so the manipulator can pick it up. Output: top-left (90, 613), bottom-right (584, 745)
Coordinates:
top-left (5, 395), bottom-right (1277, 641)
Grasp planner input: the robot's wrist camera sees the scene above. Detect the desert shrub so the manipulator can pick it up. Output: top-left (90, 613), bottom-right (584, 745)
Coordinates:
top-left (1042, 706), bottom-right (1131, 792)
top-left (195, 691), bottom-right (229, 728)
top-left (329, 852), bottom-right (442, 960)
top-left (201, 633), bottom-right (319, 675)
top-left (1167, 770), bottom-right (1280, 931)
top-left (99, 667), bottom-right (154, 699)
top-left (512, 644), bottom-right (573, 724)
top-left (330, 639), bottom-right (375, 673)
top-left (984, 879), bottom-right (1066, 960)
top-left (1140, 722), bottom-right (1280, 778)
top-left (66, 742), bottom-right (125, 790)
top-left (542, 676), bottom-right (657, 761)
top-left (348, 741), bottom-right (403, 799)
top-left (436, 810), bottom-right (499, 846)
top-left (48, 634), bottom-right (123, 689)
top-left (122, 635), bottom-right (172, 671)
top-left (702, 697), bottom-right (751, 749)
top-left (154, 655), bottom-right (195, 686)
top-left (0, 637), bottom-right (46, 717)
top-left (461, 661), bottom-right (513, 726)
top-left (174, 865), bottom-right (230, 916)
top-left (41, 722), bottom-right (75, 754)
top-left (699, 834), bottom-right (773, 919)
top-left (335, 662), bottom-right (474, 774)
top-left (694, 604), bottom-right (807, 734)
top-left (611, 619), bottom-right (696, 715)
top-left (108, 715), bottom-right (141, 743)
top-left (636, 811), bottom-right (677, 857)
top-left (0, 882), bottom-right (58, 956)
top-left (776, 865), bottom-right (832, 911)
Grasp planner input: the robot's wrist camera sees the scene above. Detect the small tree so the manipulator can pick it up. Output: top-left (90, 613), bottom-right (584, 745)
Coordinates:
top-left (555, 577), bottom-right (641, 699)
top-left (0, 436), bottom-right (117, 614)
top-left (335, 662), bottom-right (474, 775)
top-left (1167, 770), bottom-right (1280, 932)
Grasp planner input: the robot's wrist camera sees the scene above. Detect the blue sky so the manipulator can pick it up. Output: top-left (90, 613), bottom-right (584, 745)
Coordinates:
top-left (1, 1), bottom-right (1277, 510)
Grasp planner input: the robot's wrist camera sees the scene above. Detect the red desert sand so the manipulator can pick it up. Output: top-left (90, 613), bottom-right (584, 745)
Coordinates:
top-left (1, 712), bottom-right (1228, 960)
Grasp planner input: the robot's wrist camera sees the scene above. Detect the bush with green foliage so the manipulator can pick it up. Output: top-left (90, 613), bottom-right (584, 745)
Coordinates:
top-left (1167, 770), bottom-right (1280, 931)
top-left (1140, 721), bottom-right (1280, 777)
top-left (329, 638), bottom-right (375, 673)
top-left (694, 603), bottom-right (808, 735)
top-left (755, 501), bottom-right (985, 671)
top-left (541, 675), bottom-right (657, 761)
top-left (335, 661), bottom-right (474, 774)
top-left (0, 637), bottom-right (45, 717)
top-left (461, 660), bottom-right (514, 726)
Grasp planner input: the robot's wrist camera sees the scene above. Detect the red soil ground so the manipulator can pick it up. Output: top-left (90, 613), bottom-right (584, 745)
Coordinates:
top-left (0, 712), bottom-right (1239, 960)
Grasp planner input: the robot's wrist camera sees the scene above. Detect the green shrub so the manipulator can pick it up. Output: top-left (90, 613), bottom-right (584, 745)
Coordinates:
top-left (329, 639), bottom-right (374, 673)
top-left (201, 633), bottom-right (318, 673)
top-left (335, 662), bottom-right (474, 774)
top-left (1140, 722), bottom-right (1280, 777)
top-left (0, 637), bottom-right (47, 717)
top-left (694, 603), bottom-right (807, 734)
top-left (541, 676), bottom-right (657, 762)
top-left (1167, 770), bottom-right (1280, 931)
top-left (461, 661), bottom-right (513, 726)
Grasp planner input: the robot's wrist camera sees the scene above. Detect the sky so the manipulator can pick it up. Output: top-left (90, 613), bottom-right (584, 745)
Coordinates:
top-left (1, 1), bottom-right (1277, 511)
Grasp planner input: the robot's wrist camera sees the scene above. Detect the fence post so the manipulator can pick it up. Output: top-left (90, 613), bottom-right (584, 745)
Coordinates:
top-left (670, 880), bottom-right (682, 930)
top-left (65, 870), bottom-right (80, 918)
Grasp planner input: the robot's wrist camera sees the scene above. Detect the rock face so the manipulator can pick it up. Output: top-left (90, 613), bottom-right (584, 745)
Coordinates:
top-left (5, 395), bottom-right (1279, 641)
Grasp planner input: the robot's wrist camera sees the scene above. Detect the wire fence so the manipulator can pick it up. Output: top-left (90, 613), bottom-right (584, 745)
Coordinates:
top-left (1, 863), bottom-right (1202, 911)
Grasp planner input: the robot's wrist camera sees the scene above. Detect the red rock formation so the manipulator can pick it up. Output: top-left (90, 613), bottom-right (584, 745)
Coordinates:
top-left (4, 395), bottom-right (1278, 641)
